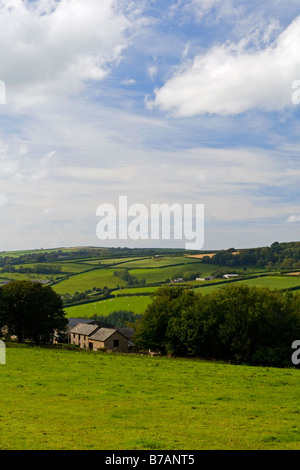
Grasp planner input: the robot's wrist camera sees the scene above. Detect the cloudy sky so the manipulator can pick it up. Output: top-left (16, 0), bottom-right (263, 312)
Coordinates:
top-left (0, 0), bottom-right (300, 251)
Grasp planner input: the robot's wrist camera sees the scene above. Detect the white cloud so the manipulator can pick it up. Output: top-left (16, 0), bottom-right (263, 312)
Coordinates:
top-left (287, 214), bottom-right (300, 223)
top-left (147, 64), bottom-right (158, 81)
top-left (185, 0), bottom-right (234, 21)
top-left (121, 78), bottom-right (136, 85)
top-left (0, 0), bottom-right (135, 108)
top-left (148, 15), bottom-right (300, 117)
top-left (0, 139), bottom-right (56, 182)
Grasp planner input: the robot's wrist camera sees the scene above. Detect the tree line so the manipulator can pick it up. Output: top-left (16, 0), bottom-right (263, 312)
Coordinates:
top-left (133, 284), bottom-right (300, 367)
top-left (1, 264), bottom-right (62, 274)
top-left (202, 241), bottom-right (300, 270)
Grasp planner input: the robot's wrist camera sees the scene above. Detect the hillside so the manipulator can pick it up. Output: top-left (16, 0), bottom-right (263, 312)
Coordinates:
top-left (0, 243), bottom-right (299, 320)
top-left (1, 344), bottom-right (300, 450)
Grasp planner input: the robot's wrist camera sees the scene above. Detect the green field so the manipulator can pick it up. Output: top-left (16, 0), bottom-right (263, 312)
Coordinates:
top-left (111, 286), bottom-right (160, 296)
top-left (1, 345), bottom-right (299, 450)
top-left (115, 256), bottom-right (201, 268)
top-left (234, 275), bottom-right (300, 290)
top-left (1, 248), bottom-right (299, 319)
top-left (65, 295), bottom-right (153, 318)
top-left (194, 275), bottom-right (300, 295)
top-left (52, 269), bottom-right (128, 295)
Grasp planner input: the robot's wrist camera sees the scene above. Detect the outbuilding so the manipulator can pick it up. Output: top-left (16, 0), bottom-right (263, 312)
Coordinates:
top-left (70, 322), bottom-right (101, 349)
top-left (88, 328), bottom-right (130, 353)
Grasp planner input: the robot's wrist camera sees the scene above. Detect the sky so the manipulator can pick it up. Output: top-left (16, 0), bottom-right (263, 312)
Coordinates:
top-left (0, 0), bottom-right (300, 251)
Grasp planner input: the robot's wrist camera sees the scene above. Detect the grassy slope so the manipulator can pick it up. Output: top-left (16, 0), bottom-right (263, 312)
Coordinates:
top-left (194, 275), bottom-right (300, 295)
top-left (1, 249), bottom-right (299, 318)
top-left (52, 269), bottom-right (128, 294)
top-left (1, 345), bottom-right (299, 450)
top-left (64, 295), bottom-right (152, 318)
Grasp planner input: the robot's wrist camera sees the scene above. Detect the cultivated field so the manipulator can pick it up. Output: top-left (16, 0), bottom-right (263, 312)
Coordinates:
top-left (1, 246), bottom-right (300, 319)
top-left (1, 345), bottom-right (299, 450)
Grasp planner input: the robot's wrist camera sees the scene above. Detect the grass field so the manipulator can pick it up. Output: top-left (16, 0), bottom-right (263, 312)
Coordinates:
top-left (234, 276), bottom-right (300, 290)
top-left (1, 250), bottom-right (299, 319)
top-left (61, 273), bottom-right (300, 319)
top-left (50, 258), bottom-right (225, 294)
top-left (1, 345), bottom-right (299, 450)
top-left (115, 256), bottom-right (202, 268)
top-left (194, 276), bottom-right (300, 295)
top-left (111, 286), bottom-right (160, 296)
top-left (52, 269), bottom-right (128, 295)
top-left (64, 295), bottom-right (153, 318)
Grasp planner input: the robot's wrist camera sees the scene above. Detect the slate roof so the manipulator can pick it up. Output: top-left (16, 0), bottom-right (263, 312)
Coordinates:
top-left (117, 327), bottom-right (135, 339)
top-left (89, 328), bottom-right (117, 342)
top-left (70, 323), bottom-right (100, 336)
top-left (67, 318), bottom-right (98, 329)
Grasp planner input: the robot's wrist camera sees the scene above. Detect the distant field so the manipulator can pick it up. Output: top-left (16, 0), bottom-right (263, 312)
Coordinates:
top-left (188, 253), bottom-right (216, 259)
top-left (51, 259), bottom-right (219, 294)
top-left (11, 262), bottom-right (91, 274)
top-left (0, 247), bottom-right (84, 257)
top-left (194, 276), bottom-right (300, 295)
top-left (58, 262), bottom-right (95, 273)
top-left (0, 273), bottom-right (50, 282)
top-left (1, 346), bottom-right (300, 450)
top-left (129, 262), bottom-right (221, 284)
top-left (81, 257), bottom-right (149, 266)
top-left (52, 269), bottom-right (128, 294)
top-left (233, 276), bottom-right (300, 290)
top-left (64, 295), bottom-right (152, 318)
top-left (111, 286), bottom-right (161, 296)
top-left (117, 256), bottom-right (201, 268)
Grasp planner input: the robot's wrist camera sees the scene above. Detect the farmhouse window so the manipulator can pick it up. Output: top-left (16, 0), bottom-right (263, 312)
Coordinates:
top-left (113, 339), bottom-right (119, 348)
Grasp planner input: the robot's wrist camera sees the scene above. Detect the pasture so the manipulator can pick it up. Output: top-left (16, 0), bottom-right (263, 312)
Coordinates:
top-left (64, 295), bottom-right (152, 318)
top-left (0, 248), bottom-right (299, 320)
top-left (52, 269), bottom-right (128, 295)
top-left (194, 275), bottom-right (300, 295)
top-left (1, 345), bottom-right (299, 450)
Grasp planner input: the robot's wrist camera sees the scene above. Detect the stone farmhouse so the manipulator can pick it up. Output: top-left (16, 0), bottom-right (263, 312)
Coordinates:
top-left (70, 322), bottom-right (136, 353)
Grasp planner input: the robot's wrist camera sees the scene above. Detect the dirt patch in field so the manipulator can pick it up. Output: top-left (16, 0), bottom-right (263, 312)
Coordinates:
top-left (188, 253), bottom-right (216, 259)
top-left (287, 272), bottom-right (300, 276)
top-left (189, 251), bottom-right (239, 259)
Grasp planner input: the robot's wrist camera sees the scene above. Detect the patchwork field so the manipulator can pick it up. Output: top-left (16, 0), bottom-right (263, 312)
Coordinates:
top-left (194, 276), bottom-right (300, 296)
top-left (1, 246), bottom-right (300, 451)
top-left (1, 247), bottom-right (299, 319)
top-left (1, 345), bottom-right (299, 450)
top-left (52, 269), bottom-right (128, 295)
top-left (65, 295), bottom-right (152, 318)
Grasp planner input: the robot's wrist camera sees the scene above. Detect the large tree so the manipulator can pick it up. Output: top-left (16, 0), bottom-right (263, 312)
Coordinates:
top-left (0, 280), bottom-right (67, 344)
top-left (133, 284), bottom-right (300, 367)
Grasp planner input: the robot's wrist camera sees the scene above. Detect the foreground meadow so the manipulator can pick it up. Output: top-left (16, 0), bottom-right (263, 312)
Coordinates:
top-left (0, 345), bottom-right (300, 450)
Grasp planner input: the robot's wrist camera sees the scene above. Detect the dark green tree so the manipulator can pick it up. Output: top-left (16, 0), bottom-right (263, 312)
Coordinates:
top-left (133, 284), bottom-right (300, 367)
top-left (208, 284), bottom-right (300, 366)
top-left (133, 286), bottom-right (184, 353)
top-left (0, 280), bottom-right (67, 344)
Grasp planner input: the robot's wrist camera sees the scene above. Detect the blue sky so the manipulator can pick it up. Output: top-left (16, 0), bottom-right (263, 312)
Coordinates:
top-left (0, 0), bottom-right (299, 251)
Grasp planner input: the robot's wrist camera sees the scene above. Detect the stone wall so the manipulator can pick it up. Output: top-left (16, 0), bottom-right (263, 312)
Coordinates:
top-left (89, 331), bottom-right (129, 353)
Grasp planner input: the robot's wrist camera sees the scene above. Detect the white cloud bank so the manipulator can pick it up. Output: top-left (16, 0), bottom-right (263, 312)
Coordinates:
top-left (0, 0), bottom-right (134, 107)
top-left (148, 15), bottom-right (300, 116)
